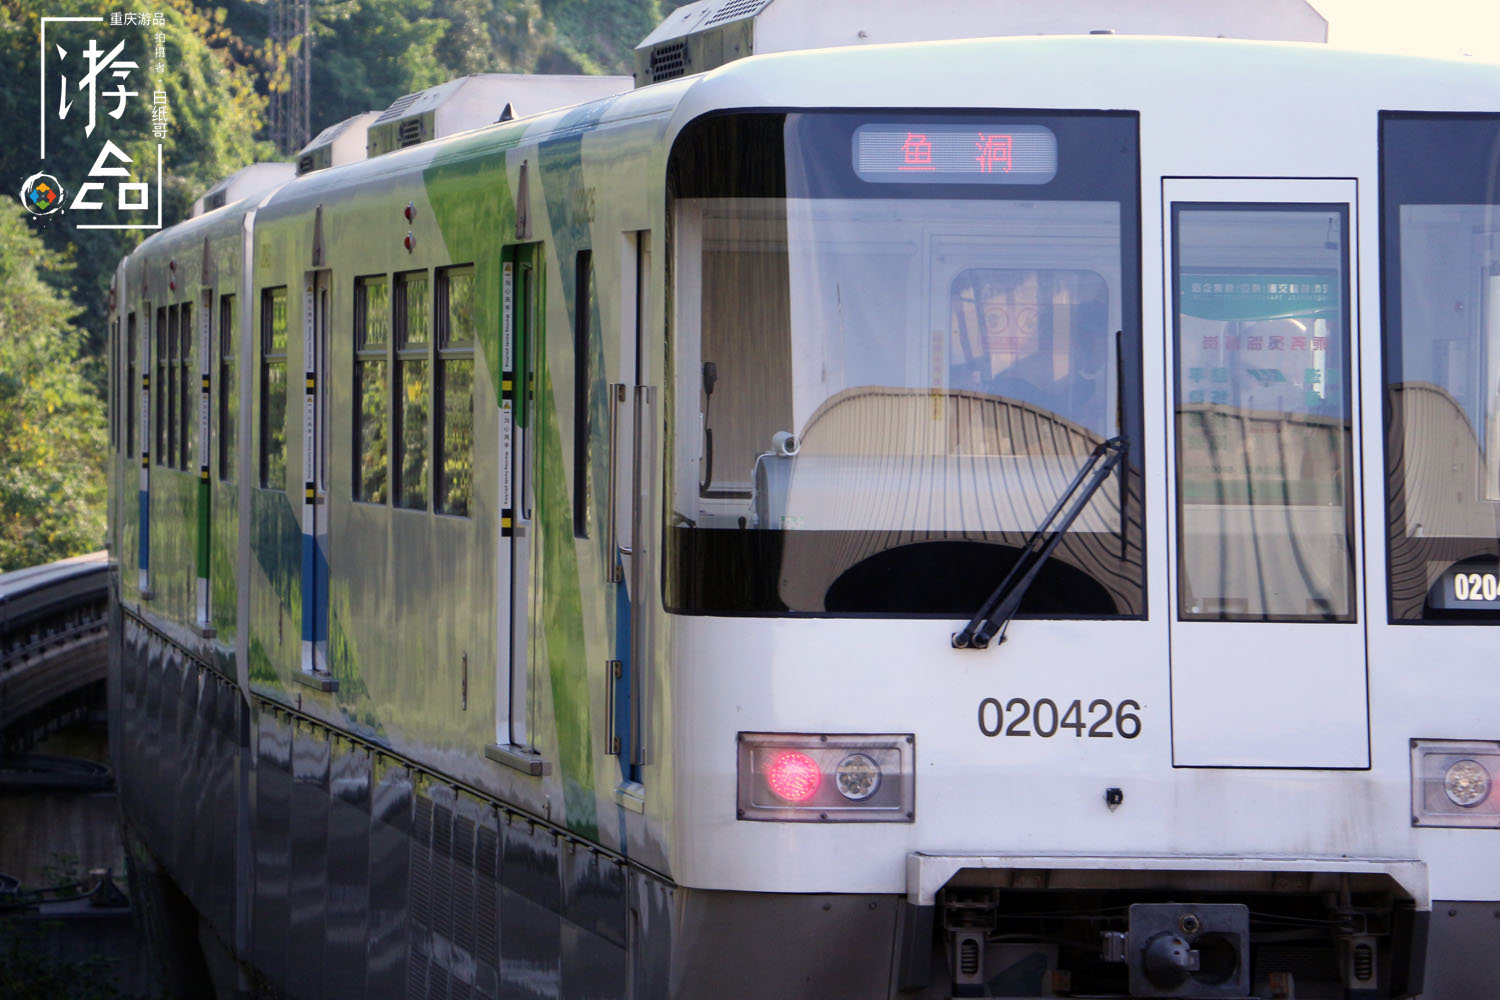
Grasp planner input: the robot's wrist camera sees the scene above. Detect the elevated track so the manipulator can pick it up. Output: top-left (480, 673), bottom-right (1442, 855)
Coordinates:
top-left (0, 551), bottom-right (110, 757)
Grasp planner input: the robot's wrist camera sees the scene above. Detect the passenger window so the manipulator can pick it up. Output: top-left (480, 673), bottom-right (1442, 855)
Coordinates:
top-left (394, 270), bottom-right (430, 510)
top-left (156, 306), bottom-right (167, 466)
top-left (572, 251), bottom-right (592, 536)
top-left (354, 275), bottom-right (390, 504)
top-left (219, 295), bottom-right (236, 484)
top-left (1172, 204), bottom-right (1354, 622)
top-left (260, 287), bottom-right (288, 490)
top-left (179, 301), bottom-right (192, 472)
top-left (1382, 113), bottom-right (1500, 620)
top-left (127, 312), bottom-right (137, 459)
top-left (436, 265), bottom-right (474, 517)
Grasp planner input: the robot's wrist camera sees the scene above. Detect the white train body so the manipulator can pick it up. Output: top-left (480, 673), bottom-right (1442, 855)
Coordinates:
top-left (105, 25), bottom-right (1500, 1000)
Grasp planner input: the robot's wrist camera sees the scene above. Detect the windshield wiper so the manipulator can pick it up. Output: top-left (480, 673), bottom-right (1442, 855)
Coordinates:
top-left (951, 434), bottom-right (1128, 650)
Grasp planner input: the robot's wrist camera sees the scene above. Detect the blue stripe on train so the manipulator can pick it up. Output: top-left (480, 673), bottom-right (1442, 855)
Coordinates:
top-left (301, 532), bottom-right (314, 642)
top-left (300, 532), bottom-right (329, 644)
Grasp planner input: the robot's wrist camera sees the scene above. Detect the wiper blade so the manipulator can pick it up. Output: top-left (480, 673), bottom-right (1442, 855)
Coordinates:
top-left (951, 435), bottom-right (1128, 650)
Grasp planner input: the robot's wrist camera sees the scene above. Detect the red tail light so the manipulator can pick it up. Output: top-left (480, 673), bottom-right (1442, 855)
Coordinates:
top-left (766, 751), bottom-right (821, 802)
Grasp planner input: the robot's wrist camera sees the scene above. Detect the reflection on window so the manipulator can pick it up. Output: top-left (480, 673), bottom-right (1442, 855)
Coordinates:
top-left (674, 196), bottom-right (1135, 613)
top-left (950, 268), bottom-right (1114, 439)
top-left (219, 295), bottom-right (235, 483)
top-left (179, 302), bottom-right (192, 472)
top-left (260, 287), bottom-right (288, 490)
top-left (127, 312), bottom-right (137, 459)
top-left (394, 271), bottom-right (429, 509)
top-left (572, 252), bottom-right (591, 536)
top-left (1382, 114), bottom-right (1500, 620)
top-left (1173, 205), bottom-right (1353, 622)
top-left (354, 276), bottom-right (389, 504)
top-left (436, 265), bottom-right (474, 517)
top-left (156, 306), bottom-right (167, 466)
top-left (685, 199), bottom-right (1123, 533)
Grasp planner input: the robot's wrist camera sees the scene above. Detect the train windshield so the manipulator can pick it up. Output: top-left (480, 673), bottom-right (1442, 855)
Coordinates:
top-left (665, 112), bottom-right (1143, 616)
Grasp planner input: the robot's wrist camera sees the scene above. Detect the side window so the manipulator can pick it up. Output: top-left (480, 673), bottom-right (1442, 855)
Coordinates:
top-left (354, 275), bottom-right (390, 504)
top-left (155, 306), bottom-right (167, 467)
top-left (219, 295), bottom-right (236, 483)
top-left (179, 301), bottom-right (192, 471)
top-left (572, 251), bottom-right (592, 536)
top-left (394, 270), bottom-right (430, 510)
top-left (260, 287), bottom-right (288, 490)
top-left (1382, 114), bottom-right (1500, 621)
top-left (127, 312), bottom-right (137, 458)
top-left (436, 265), bottom-right (474, 517)
top-left (109, 318), bottom-right (118, 453)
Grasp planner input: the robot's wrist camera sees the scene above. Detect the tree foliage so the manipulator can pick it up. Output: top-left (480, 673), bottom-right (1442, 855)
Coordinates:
top-left (0, 0), bottom-right (274, 355)
top-left (220, 0), bottom-right (666, 135)
top-left (0, 208), bottom-right (105, 571)
top-left (0, 0), bottom-right (671, 570)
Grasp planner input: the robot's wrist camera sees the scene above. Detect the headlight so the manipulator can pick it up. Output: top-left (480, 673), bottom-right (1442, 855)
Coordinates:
top-left (1444, 759), bottom-right (1491, 807)
top-left (835, 753), bottom-right (881, 801)
top-left (737, 733), bottom-right (914, 823)
top-left (1411, 740), bottom-right (1500, 828)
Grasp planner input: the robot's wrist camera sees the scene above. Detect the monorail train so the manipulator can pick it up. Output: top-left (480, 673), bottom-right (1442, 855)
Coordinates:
top-left (104, 5), bottom-right (1500, 999)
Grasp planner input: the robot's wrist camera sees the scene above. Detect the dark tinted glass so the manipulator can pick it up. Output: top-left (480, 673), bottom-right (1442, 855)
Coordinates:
top-left (1382, 114), bottom-right (1500, 621)
top-left (666, 111), bottom-right (1144, 616)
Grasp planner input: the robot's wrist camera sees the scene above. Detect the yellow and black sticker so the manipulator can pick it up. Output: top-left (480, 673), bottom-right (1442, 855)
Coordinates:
top-left (501, 510), bottom-right (514, 538)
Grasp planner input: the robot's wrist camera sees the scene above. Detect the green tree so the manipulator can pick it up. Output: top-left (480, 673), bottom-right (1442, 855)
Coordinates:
top-left (0, 0), bottom-right (273, 362)
top-left (220, 0), bottom-right (665, 143)
top-left (0, 208), bottom-right (105, 571)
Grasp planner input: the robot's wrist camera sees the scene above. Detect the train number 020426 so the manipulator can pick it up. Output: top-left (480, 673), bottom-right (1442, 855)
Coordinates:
top-left (977, 697), bottom-right (1142, 739)
top-left (1452, 572), bottom-right (1500, 602)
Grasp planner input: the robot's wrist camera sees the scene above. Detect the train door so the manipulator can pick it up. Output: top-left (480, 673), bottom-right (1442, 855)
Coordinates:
top-left (300, 269), bottom-right (333, 683)
top-left (492, 243), bottom-right (545, 766)
top-left (1163, 179), bottom-right (1368, 768)
top-left (609, 232), bottom-right (652, 793)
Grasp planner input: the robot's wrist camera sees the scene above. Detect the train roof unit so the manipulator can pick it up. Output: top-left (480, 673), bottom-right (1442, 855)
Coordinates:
top-left (364, 73), bottom-right (632, 159)
top-left (295, 111), bottom-right (381, 176)
top-left (635, 0), bottom-right (1328, 85)
top-left (188, 161), bottom-right (296, 217)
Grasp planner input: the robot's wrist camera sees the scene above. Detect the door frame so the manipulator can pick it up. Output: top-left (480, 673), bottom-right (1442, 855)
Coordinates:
top-left (1161, 177), bottom-right (1370, 769)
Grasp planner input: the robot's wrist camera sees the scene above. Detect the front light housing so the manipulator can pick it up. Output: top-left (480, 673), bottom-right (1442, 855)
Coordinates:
top-left (1411, 740), bottom-right (1500, 828)
top-left (737, 732), bottom-right (914, 822)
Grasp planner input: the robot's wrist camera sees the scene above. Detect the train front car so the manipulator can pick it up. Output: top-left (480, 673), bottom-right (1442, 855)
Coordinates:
top-left (657, 39), bottom-right (1500, 999)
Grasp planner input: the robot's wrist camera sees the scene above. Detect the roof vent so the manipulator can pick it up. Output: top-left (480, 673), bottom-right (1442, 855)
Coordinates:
top-left (366, 74), bottom-right (631, 159)
top-left (295, 111), bottom-right (380, 176)
top-left (701, 0), bottom-right (772, 29)
top-left (397, 116), bottom-right (424, 147)
top-left (634, 0), bottom-right (1327, 87)
top-left (648, 40), bottom-right (689, 82)
top-left (190, 161), bottom-right (297, 217)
